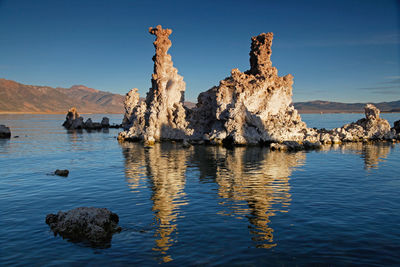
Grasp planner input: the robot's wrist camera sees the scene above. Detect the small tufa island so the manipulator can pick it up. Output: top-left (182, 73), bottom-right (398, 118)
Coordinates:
top-left (62, 107), bottom-right (121, 130)
top-left (115, 25), bottom-right (399, 149)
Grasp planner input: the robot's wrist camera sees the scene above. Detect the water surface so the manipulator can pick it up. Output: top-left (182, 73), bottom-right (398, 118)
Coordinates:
top-left (0, 114), bottom-right (399, 266)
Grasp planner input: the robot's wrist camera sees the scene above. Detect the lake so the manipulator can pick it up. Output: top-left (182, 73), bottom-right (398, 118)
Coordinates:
top-left (1, 113), bottom-right (399, 266)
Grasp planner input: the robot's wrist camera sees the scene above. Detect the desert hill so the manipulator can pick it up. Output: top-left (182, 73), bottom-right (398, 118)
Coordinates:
top-left (0, 79), bottom-right (124, 113)
top-left (294, 100), bottom-right (400, 113)
top-left (1, 79), bottom-right (399, 114)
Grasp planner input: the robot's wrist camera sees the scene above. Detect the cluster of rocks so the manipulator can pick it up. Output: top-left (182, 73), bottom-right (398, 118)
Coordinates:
top-left (0, 125), bottom-right (11, 138)
top-left (46, 207), bottom-right (121, 247)
top-left (118, 25), bottom-right (398, 150)
top-left (62, 107), bottom-right (120, 130)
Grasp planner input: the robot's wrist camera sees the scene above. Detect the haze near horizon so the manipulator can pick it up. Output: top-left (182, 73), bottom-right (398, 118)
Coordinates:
top-left (0, 0), bottom-right (399, 103)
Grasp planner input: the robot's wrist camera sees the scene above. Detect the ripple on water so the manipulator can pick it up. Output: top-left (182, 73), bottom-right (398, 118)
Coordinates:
top-left (0, 114), bottom-right (399, 265)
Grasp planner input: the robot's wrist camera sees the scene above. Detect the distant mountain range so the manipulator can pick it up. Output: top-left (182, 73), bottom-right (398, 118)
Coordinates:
top-left (0, 79), bottom-right (399, 114)
top-left (0, 79), bottom-right (124, 113)
top-left (294, 100), bottom-right (400, 113)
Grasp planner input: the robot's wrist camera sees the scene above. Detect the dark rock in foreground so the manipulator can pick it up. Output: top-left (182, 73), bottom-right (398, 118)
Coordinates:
top-left (46, 207), bottom-right (121, 247)
top-left (54, 169), bottom-right (69, 177)
top-left (0, 125), bottom-right (11, 138)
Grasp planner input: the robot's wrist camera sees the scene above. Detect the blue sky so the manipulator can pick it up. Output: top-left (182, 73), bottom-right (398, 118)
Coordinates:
top-left (0, 0), bottom-right (399, 102)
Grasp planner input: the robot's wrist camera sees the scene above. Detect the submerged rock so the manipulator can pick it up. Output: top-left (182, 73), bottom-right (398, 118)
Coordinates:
top-left (46, 207), bottom-right (121, 247)
top-left (0, 125), bottom-right (11, 138)
top-left (54, 169), bottom-right (69, 177)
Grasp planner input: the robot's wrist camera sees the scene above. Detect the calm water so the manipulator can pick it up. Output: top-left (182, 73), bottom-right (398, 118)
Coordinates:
top-left (1, 113), bottom-right (399, 266)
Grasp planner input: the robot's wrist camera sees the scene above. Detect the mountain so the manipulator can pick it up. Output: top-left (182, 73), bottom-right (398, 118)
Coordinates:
top-left (0, 79), bottom-right (124, 113)
top-left (1, 79), bottom-right (399, 114)
top-left (294, 100), bottom-right (400, 113)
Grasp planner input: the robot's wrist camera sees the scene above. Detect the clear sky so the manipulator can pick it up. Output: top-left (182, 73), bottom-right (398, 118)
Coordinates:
top-left (0, 0), bottom-right (399, 103)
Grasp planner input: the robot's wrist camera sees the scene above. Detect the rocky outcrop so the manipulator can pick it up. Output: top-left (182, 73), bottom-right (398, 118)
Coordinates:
top-left (119, 25), bottom-right (192, 143)
top-left (46, 207), bottom-right (121, 247)
top-left (62, 107), bottom-right (118, 130)
top-left (119, 26), bottom-right (397, 149)
top-left (62, 107), bottom-right (82, 129)
top-left (0, 125), bottom-right (11, 138)
top-left (315, 104), bottom-right (395, 144)
top-left (189, 32), bottom-right (308, 145)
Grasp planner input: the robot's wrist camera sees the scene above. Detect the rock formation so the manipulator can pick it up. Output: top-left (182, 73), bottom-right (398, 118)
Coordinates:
top-left (189, 32), bottom-right (308, 145)
top-left (62, 107), bottom-right (117, 130)
top-left (45, 207), bottom-right (121, 247)
top-left (316, 104), bottom-right (394, 144)
top-left (119, 26), bottom-right (398, 148)
top-left (0, 125), bottom-right (11, 138)
top-left (54, 169), bottom-right (69, 177)
top-left (393, 120), bottom-right (400, 135)
top-left (119, 25), bottom-right (192, 143)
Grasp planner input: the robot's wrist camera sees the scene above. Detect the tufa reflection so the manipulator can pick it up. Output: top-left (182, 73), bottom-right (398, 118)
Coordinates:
top-left (320, 143), bottom-right (394, 170)
top-left (121, 142), bottom-right (191, 263)
top-left (191, 146), bottom-right (305, 249)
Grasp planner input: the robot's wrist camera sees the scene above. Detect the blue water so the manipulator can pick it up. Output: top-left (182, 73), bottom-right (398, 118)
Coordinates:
top-left (0, 114), bottom-right (399, 266)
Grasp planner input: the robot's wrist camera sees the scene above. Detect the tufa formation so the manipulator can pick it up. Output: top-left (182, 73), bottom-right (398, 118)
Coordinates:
top-left (119, 25), bottom-right (192, 143)
top-left (118, 25), bottom-right (397, 147)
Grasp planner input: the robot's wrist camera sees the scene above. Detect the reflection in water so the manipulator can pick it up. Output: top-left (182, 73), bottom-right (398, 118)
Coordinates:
top-left (121, 142), bottom-right (190, 263)
top-left (121, 142), bottom-right (393, 260)
top-left (194, 147), bottom-right (305, 248)
top-left (321, 143), bottom-right (394, 170)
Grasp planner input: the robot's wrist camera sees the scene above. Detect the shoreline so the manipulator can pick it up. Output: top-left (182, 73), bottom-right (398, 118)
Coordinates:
top-left (1, 111), bottom-right (399, 115)
top-left (0, 111), bottom-right (124, 115)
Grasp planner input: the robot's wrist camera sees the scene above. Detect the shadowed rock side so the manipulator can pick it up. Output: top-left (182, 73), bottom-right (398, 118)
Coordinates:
top-left (119, 25), bottom-right (192, 143)
top-left (0, 125), bottom-right (11, 138)
top-left (119, 26), bottom-right (398, 147)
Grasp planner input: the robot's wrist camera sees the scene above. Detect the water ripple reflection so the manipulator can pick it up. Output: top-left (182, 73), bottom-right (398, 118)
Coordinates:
top-left (200, 147), bottom-right (305, 248)
top-left (122, 142), bottom-right (191, 262)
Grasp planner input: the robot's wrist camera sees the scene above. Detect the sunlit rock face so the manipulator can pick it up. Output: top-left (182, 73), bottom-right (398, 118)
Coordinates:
top-left (119, 25), bottom-right (192, 143)
top-left (318, 104), bottom-right (394, 144)
top-left (119, 26), bottom-right (396, 147)
top-left (189, 33), bottom-right (308, 145)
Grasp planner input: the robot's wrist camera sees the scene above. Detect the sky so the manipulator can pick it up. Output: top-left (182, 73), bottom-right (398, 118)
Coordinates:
top-left (0, 0), bottom-right (399, 103)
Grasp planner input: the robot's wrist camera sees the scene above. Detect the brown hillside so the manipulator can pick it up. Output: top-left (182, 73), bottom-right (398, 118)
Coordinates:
top-left (0, 79), bottom-right (124, 113)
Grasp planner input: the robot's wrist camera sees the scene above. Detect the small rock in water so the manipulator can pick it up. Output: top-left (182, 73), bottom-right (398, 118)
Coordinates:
top-left (0, 125), bottom-right (11, 139)
top-left (101, 117), bottom-right (110, 128)
top-left (45, 207), bottom-right (121, 247)
top-left (54, 169), bottom-right (69, 177)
